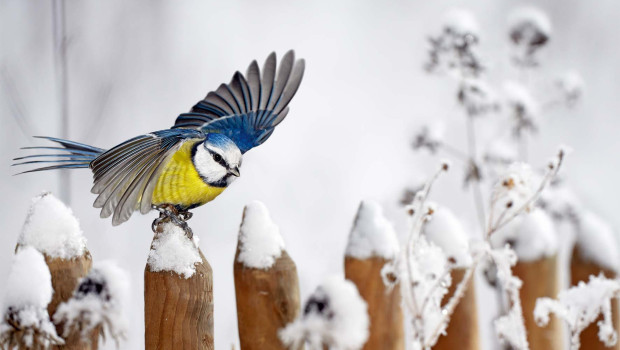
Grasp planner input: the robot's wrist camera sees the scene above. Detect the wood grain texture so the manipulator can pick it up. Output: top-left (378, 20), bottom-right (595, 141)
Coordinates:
top-left (45, 252), bottom-right (93, 323)
top-left (512, 254), bottom-right (563, 350)
top-left (234, 249), bottom-right (300, 350)
top-left (145, 248), bottom-right (214, 350)
top-left (570, 246), bottom-right (620, 350)
top-left (434, 267), bottom-right (480, 350)
top-left (344, 256), bottom-right (404, 350)
top-left (47, 251), bottom-right (98, 350)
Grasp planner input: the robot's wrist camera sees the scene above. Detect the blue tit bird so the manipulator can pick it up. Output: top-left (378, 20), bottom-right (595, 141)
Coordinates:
top-left (14, 51), bottom-right (305, 230)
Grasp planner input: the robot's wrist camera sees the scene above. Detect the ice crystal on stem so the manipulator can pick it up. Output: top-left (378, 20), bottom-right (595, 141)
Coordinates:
top-left (384, 163), bottom-right (467, 349)
top-left (490, 162), bottom-right (535, 226)
top-left (487, 245), bottom-right (530, 350)
top-left (534, 275), bottom-right (620, 350)
top-left (488, 149), bottom-right (564, 237)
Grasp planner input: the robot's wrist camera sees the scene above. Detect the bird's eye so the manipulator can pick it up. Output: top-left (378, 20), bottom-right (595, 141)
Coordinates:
top-left (212, 153), bottom-right (222, 162)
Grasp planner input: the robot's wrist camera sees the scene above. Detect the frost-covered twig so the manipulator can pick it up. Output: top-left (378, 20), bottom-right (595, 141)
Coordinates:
top-left (534, 275), bottom-right (620, 350)
top-left (423, 253), bottom-right (480, 348)
top-left (487, 245), bottom-right (530, 350)
top-left (483, 150), bottom-right (565, 350)
top-left (384, 163), bottom-right (461, 350)
top-left (488, 148), bottom-right (565, 237)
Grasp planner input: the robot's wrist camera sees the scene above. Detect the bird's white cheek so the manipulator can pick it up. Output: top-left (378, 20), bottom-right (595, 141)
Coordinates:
top-left (194, 147), bottom-right (227, 182)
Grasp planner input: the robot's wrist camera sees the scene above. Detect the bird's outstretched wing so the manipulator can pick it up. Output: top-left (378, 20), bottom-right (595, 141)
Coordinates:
top-left (172, 50), bottom-right (305, 153)
top-left (90, 128), bottom-right (205, 225)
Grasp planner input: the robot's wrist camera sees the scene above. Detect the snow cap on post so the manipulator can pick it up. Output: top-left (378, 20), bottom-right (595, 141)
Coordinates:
top-left (147, 222), bottom-right (202, 278)
top-left (345, 200), bottom-right (399, 260)
top-left (0, 246), bottom-right (62, 348)
top-left (237, 200), bottom-right (285, 269)
top-left (423, 204), bottom-right (472, 267)
top-left (279, 276), bottom-right (369, 350)
top-left (18, 191), bottom-right (86, 259)
top-left (54, 260), bottom-right (130, 343)
top-left (575, 211), bottom-right (620, 273)
top-left (491, 208), bottom-right (558, 261)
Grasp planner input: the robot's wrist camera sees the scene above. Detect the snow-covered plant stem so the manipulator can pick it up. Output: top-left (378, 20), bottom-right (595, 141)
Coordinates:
top-left (395, 150), bottom-right (563, 350)
top-left (487, 149), bottom-right (565, 238)
top-left (423, 254), bottom-right (480, 348)
top-left (485, 149), bottom-right (565, 350)
top-left (534, 275), bottom-right (620, 350)
top-left (385, 163), bottom-right (454, 349)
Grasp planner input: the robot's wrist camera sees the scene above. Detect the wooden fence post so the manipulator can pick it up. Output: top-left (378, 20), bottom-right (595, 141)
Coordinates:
top-left (423, 205), bottom-right (479, 350)
top-left (47, 253), bottom-right (95, 350)
top-left (344, 257), bottom-right (403, 350)
top-left (513, 254), bottom-right (562, 350)
top-left (0, 246), bottom-right (64, 349)
top-left (145, 220), bottom-right (214, 350)
top-left (233, 201), bottom-right (300, 350)
top-left (570, 211), bottom-right (620, 350)
top-left (15, 192), bottom-right (95, 349)
top-left (343, 201), bottom-right (403, 350)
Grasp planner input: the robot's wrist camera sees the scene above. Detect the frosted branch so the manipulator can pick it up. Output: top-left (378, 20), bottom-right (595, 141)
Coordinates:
top-left (534, 275), bottom-right (620, 350)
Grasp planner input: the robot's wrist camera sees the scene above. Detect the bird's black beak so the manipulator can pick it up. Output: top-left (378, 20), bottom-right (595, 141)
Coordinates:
top-left (229, 166), bottom-right (240, 177)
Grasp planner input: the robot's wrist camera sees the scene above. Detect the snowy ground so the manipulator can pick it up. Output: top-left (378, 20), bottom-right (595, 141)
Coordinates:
top-left (1, 1), bottom-right (620, 349)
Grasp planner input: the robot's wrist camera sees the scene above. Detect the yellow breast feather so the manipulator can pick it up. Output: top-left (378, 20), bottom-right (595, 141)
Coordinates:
top-left (151, 140), bottom-right (225, 208)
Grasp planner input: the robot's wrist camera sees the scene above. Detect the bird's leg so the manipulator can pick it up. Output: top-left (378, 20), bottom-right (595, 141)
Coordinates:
top-left (178, 210), bottom-right (193, 221)
top-left (151, 204), bottom-right (194, 239)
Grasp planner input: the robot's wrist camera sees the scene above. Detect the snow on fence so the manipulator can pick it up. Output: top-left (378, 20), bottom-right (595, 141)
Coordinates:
top-left (1, 192), bottom-right (127, 350)
top-left (233, 201), bottom-right (300, 350)
top-left (145, 221), bottom-right (214, 350)
top-left (4, 185), bottom-right (620, 350)
top-left (343, 201), bottom-right (404, 350)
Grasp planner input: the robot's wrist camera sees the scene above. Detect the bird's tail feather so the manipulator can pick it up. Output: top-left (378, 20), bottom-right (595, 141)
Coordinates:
top-left (13, 136), bottom-right (106, 174)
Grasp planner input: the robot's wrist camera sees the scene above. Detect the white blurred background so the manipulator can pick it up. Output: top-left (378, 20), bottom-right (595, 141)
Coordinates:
top-left (1, 1), bottom-right (619, 349)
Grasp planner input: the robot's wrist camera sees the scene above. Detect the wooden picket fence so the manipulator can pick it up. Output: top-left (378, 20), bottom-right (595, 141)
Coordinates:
top-left (5, 200), bottom-right (620, 350)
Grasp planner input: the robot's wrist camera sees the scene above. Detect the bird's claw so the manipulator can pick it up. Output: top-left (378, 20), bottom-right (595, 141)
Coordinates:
top-left (151, 205), bottom-right (194, 239)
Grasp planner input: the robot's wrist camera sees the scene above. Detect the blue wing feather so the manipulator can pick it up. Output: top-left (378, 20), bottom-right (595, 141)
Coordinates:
top-left (172, 50), bottom-right (305, 154)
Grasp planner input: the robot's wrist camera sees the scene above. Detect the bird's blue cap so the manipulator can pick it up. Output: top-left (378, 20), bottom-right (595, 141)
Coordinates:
top-left (205, 132), bottom-right (238, 150)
